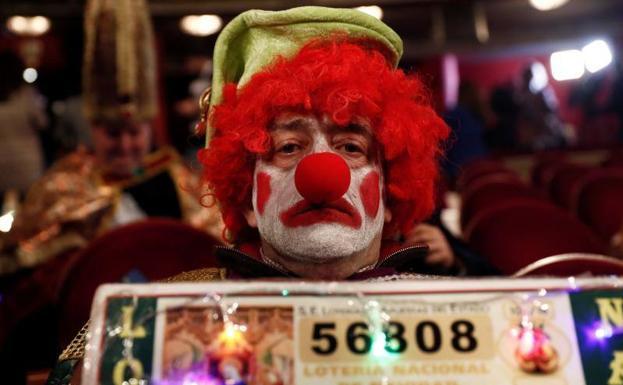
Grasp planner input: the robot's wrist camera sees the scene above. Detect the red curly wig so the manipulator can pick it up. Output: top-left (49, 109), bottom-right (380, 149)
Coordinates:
top-left (199, 39), bottom-right (449, 242)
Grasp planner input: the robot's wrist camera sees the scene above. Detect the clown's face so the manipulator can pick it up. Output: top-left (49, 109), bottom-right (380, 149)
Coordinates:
top-left (246, 112), bottom-right (390, 270)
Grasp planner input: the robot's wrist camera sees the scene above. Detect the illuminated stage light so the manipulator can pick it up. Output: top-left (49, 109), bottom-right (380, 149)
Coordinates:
top-left (582, 39), bottom-right (613, 73)
top-left (7, 16), bottom-right (27, 34)
top-left (355, 6), bottom-right (383, 20)
top-left (23, 68), bottom-right (38, 83)
top-left (529, 0), bottom-right (569, 11)
top-left (0, 211), bottom-right (14, 233)
top-left (7, 15), bottom-right (50, 36)
top-left (528, 62), bottom-right (549, 93)
top-left (30, 16), bottom-right (51, 35)
top-left (550, 50), bottom-right (584, 81)
top-left (180, 15), bottom-right (223, 36)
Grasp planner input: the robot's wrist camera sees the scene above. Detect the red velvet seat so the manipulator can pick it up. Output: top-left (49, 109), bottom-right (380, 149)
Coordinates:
top-left (460, 176), bottom-right (541, 230)
top-left (513, 253), bottom-right (623, 277)
top-left (603, 150), bottom-right (623, 168)
top-left (531, 152), bottom-right (568, 189)
top-left (456, 159), bottom-right (515, 191)
top-left (464, 199), bottom-right (606, 275)
top-left (547, 163), bottom-right (591, 209)
top-left (57, 218), bottom-right (222, 345)
top-left (573, 170), bottom-right (623, 241)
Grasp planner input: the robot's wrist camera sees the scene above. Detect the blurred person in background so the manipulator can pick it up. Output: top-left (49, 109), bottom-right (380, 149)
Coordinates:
top-left (0, 51), bottom-right (48, 195)
top-left (488, 83), bottom-right (519, 150)
top-left (0, 2), bottom-right (223, 383)
top-left (0, 0), bottom-right (222, 276)
top-left (443, 82), bottom-right (489, 178)
top-left (515, 61), bottom-right (568, 150)
top-left (51, 70), bottom-right (91, 157)
top-left (439, 55), bottom-right (488, 178)
top-left (599, 58), bottom-right (623, 142)
top-left (568, 57), bottom-right (623, 145)
top-left (609, 60), bottom-right (623, 141)
top-left (172, 59), bottom-right (214, 166)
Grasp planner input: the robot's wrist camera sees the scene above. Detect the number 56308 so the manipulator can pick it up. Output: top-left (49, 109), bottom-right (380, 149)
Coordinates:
top-left (298, 316), bottom-right (494, 362)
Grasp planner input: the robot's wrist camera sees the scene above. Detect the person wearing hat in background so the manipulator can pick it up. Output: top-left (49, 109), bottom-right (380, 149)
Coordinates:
top-left (46, 6), bottom-right (498, 384)
top-left (0, 2), bottom-right (223, 382)
top-left (0, 0), bottom-right (223, 277)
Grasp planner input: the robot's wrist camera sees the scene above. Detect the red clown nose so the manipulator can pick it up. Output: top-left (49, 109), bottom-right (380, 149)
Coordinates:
top-left (294, 152), bottom-right (351, 204)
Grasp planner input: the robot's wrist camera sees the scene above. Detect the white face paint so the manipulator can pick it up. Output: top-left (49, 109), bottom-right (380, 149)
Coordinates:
top-left (250, 113), bottom-right (386, 263)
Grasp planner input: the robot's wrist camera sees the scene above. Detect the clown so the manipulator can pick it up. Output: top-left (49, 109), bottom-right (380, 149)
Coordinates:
top-left (198, 6), bottom-right (449, 280)
top-left (48, 6), bottom-right (454, 384)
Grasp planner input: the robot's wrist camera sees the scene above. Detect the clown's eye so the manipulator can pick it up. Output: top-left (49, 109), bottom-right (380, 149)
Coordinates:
top-left (339, 143), bottom-right (365, 154)
top-left (277, 143), bottom-right (301, 154)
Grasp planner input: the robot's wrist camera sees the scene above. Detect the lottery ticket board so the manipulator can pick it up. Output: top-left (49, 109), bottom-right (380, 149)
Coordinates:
top-left (82, 278), bottom-right (623, 385)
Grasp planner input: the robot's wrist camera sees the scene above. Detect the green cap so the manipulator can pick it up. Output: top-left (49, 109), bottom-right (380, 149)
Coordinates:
top-left (205, 6), bottom-right (403, 143)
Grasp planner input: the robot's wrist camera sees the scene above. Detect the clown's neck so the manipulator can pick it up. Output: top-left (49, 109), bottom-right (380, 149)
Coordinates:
top-left (259, 234), bottom-right (382, 280)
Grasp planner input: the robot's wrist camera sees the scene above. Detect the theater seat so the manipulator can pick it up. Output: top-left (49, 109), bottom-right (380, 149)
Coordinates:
top-left (460, 177), bottom-right (541, 230)
top-left (57, 218), bottom-right (222, 346)
top-left (547, 163), bottom-right (591, 209)
top-left (456, 159), bottom-right (514, 191)
top-left (513, 253), bottom-right (623, 277)
top-left (603, 150), bottom-right (623, 168)
top-left (464, 199), bottom-right (606, 275)
top-left (574, 170), bottom-right (623, 242)
top-left (531, 152), bottom-right (567, 189)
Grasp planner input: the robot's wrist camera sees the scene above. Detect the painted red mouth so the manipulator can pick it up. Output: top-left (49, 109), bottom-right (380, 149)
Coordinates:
top-left (280, 198), bottom-right (362, 229)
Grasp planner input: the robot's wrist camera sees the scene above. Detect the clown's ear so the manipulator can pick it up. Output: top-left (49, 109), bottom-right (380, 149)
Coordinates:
top-left (244, 209), bottom-right (258, 228)
top-left (384, 206), bottom-right (392, 224)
